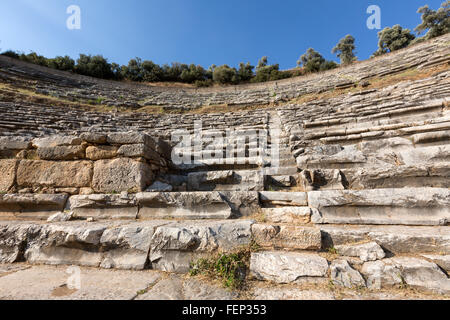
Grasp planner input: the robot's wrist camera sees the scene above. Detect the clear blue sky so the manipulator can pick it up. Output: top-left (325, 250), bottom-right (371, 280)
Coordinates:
top-left (0, 0), bottom-right (444, 70)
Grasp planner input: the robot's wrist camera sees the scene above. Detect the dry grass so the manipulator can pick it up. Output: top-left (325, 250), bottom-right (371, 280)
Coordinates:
top-left (290, 63), bottom-right (449, 106)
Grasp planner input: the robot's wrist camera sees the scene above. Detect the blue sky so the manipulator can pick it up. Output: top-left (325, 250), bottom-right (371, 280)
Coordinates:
top-left (0, 0), bottom-right (444, 70)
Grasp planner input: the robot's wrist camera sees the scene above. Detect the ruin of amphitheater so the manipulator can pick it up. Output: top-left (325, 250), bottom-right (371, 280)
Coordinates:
top-left (0, 33), bottom-right (449, 300)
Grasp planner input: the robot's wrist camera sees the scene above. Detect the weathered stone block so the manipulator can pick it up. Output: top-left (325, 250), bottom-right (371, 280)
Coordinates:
top-left (92, 158), bottom-right (153, 193)
top-left (0, 159), bottom-right (17, 193)
top-left (117, 144), bottom-right (160, 162)
top-left (37, 145), bottom-right (85, 160)
top-left (100, 221), bottom-right (168, 270)
top-left (17, 160), bottom-right (93, 188)
top-left (308, 188), bottom-right (450, 226)
top-left (330, 259), bottom-right (366, 288)
top-left (86, 145), bottom-right (117, 160)
top-left (136, 192), bottom-right (232, 220)
top-left (32, 136), bottom-right (82, 148)
top-left (0, 194), bottom-right (69, 220)
top-left (66, 194), bottom-right (138, 220)
top-left (335, 242), bottom-right (385, 262)
top-left (250, 251), bottom-right (329, 283)
top-left (252, 224), bottom-right (321, 250)
top-left (149, 220), bottom-right (253, 273)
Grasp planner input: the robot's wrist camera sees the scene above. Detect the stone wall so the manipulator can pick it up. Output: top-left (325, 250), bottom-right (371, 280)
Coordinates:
top-left (0, 132), bottom-right (171, 195)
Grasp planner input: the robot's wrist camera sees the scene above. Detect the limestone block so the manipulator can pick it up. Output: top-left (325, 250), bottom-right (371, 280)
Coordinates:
top-left (421, 255), bottom-right (450, 272)
top-left (25, 222), bottom-right (108, 267)
top-left (86, 145), bottom-right (117, 160)
top-left (261, 207), bottom-right (312, 224)
top-left (99, 221), bottom-right (168, 270)
top-left (308, 188), bottom-right (450, 226)
top-left (0, 222), bottom-right (35, 263)
top-left (32, 136), bottom-right (82, 148)
top-left (37, 145), bottom-right (85, 160)
top-left (17, 160), bottom-right (93, 188)
top-left (330, 259), bottom-right (366, 288)
top-left (0, 136), bottom-right (32, 150)
top-left (252, 224), bottom-right (321, 250)
top-left (149, 220), bottom-right (253, 273)
top-left (107, 132), bottom-right (156, 149)
top-left (66, 193), bottom-right (138, 220)
top-left (362, 257), bottom-right (450, 294)
top-left (0, 159), bottom-right (17, 193)
top-left (0, 193), bottom-right (68, 219)
top-left (335, 242), bottom-right (386, 262)
top-left (117, 144), bottom-right (160, 162)
top-left (92, 158), bottom-right (153, 193)
top-left (250, 251), bottom-right (329, 283)
top-left (136, 192), bottom-right (232, 220)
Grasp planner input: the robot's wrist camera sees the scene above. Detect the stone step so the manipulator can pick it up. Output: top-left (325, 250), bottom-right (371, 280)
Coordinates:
top-left (67, 191), bottom-right (259, 220)
top-left (0, 192), bottom-right (260, 221)
top-left (259, 192), bottom-right (308, 207)
top-left (187, 170), bottom-right (264, 191)
top-left (320, 224), bottom-right (450, 254)
top-left (261, 207), bottom-right (312, 224)
top-left (0, 219), bottom-right (254, 273)
top-left (309, 188), bottom-right (450, 226)
top-left (262, 166), bottom-right (298, 176)
top-left (249, 249), bottom-right (450, 294)
top-left (265, 175), bottom-right (296, 188)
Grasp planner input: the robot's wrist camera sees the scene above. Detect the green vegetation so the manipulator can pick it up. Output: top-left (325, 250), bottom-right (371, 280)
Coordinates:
top-left (332, 35), bottom-right (357, 65)
top-left (1, 2), bottom-right (448, 85)
top-left (189, 250), bottom-right (250, 289)
top-left (415, 1), bottom-right (450, 39)
top-left (298, 48), bottom-right (338, 73)
top-left (373, 25), bottom-right (416, 56)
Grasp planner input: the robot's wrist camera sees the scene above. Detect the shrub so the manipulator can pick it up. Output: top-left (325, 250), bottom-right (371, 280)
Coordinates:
top-left (141, 60), bottom-right (164, 82)
top-left (74, 54), bottom-right (115, 79)
top-left (237, 62), bottom-right (254, 82)
top-left (213, 65), bottom-right (239, 84)
top-left (373, 25), bottom-right (415, 56)
top-left (332, 35), bottom-right (356, 65)
top-left (48, 56), bottom-right (75, 71)
top-left (298, 48), bottom-right (338, 73)
top-left (189, 251), bottom-right (248, 288)
top-left (180, 64), bottom-right (208, 83)
top-left (252, 56), bottom-right (290, 83)
top-left (415, 1), bottom-right (450, 39)
top-left (1, 50), bottom-right (19, 59)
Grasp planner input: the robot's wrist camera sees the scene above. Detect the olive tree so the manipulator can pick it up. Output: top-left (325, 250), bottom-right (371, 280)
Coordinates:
top-left (332, 35), bottom-right (356, 65)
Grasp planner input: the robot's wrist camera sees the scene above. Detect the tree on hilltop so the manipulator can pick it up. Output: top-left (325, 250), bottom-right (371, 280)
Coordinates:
top-left (298, 48), bottom-right (337, 73)
top-left (415, 1), bottom-right (450, 39)
top-left (332, 35), bottom-right (356, 65)
top-left (372, 25), bottom-right (415, 57)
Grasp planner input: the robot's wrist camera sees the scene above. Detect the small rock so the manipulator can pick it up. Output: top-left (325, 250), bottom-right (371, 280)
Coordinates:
top-left (47, 211), bottom-right (74, 222)
top-left (146, 181), bottom-right (173, 192)
top-left (331, 259), bottom-right (366, 288)
top-left (335, 242), bottom-right (385, 262)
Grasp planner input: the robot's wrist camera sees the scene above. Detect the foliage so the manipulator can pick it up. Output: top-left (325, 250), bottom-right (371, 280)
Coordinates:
top-left (74, 54), bottom-right (115, 79)
top-left (213, 65), bottom-right (239, 84)
top-left (237, 62), bottom-right (254, 82)
top-left (373, 25), bottom-right (415, 56)
top-left (332, 35), bottom-right (356, 65)
top-left (298, 48), bottom-right (338, 73)
top-left (48, 56), bottom-right (75, 71)
top-left (189, 251), bottom-right (249, 289)
top-left (415, 1), bottom-right (450, 39)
